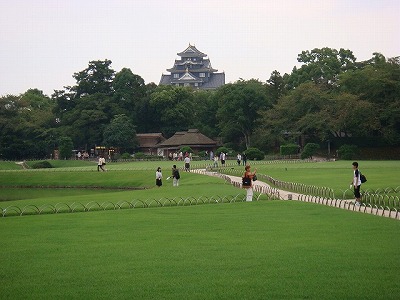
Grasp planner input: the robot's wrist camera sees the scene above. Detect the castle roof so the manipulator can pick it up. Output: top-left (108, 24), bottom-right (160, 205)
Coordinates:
top-left (177, 44), bottom-right (207, 58)
top-left (201, 73), bottom-right (225, 89)
top-left (171, 71), bottom-right (203, 83)
top-left (159, 72), bottom-right (225, 89)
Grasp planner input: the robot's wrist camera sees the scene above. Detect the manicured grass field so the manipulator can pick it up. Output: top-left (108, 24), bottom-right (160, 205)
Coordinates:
top-left (1, 201), bottom-right (399, 299)
top-left (0, 160), bottom-right (399, 299)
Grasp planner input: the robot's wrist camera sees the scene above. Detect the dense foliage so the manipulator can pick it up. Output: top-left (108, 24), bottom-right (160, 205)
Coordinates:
top-left (31, 161), bottom-right (53, 169)
top-left (301, 143), bottom-right (320, 159)
top-left (280, 144), bottom-right (300, 156)
top-left (244, 147), bottom-right (265, 160)
top-left (1, 49), bottom-right (399, 160)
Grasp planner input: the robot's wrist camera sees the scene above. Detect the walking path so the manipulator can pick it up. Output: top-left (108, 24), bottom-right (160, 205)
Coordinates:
top-left (192, 169), bottom-right (400, 220)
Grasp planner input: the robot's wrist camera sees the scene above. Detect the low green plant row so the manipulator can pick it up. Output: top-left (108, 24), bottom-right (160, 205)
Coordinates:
top-left (1, 194), bottom-right (251, 217)
top-left (361, 192), bottom-right (400, 209)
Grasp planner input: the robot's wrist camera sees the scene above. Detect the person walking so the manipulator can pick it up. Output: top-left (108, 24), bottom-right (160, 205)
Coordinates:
top-left (184, 155), bottom-right (191, 172)
top-left (156, 167), bottom-right (162, 187)
top-left (172, 165), bottom-right (180, 187)
top-left (97, 155), bottom-right (106, 171)
top-left (220, 152), bottom-right (226, 166)
top-left (242, 165), bottom-right (257, 202)
top-left (242, 153), bottom-right (247, 166)
top-left (351, 161), bottom-right (362, 206)
top-left (236, 153), bottom-right (242, 166)
top-left (213, 155), bottom-right (219, 168)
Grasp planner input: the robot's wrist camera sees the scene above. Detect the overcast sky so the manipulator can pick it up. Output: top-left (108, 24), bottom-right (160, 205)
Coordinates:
top-left (1, 0), bottom-right (399, 96)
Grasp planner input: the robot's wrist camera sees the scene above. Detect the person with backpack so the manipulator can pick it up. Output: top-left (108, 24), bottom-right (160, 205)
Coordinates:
top-left (172, 164), bottom-right (180, 187)
top-left (351, 162), bottom-right (362, 206)
top-left (242, 164), bottom-right (257, 202)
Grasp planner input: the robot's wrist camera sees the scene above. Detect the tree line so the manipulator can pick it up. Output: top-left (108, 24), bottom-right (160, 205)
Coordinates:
top-left (0, 48), bottom-right (399, 160)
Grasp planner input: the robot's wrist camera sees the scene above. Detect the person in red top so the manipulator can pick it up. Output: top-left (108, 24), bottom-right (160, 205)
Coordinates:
top-left (242, 165), bottom-right (257, 202)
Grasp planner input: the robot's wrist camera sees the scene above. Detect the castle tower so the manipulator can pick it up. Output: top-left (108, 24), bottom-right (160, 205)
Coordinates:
top-left (159, 44), bottom-right (225, 89)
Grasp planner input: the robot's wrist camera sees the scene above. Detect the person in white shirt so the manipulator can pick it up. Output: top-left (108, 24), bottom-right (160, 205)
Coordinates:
top-left (155, 167), bottom-right (162, 187)
top-left (236, 153), bottom-right (242, 166)
top-left (351, 161), bottom-right (362, 205)
top-left (184, 155), bottom-right (190, 172)
top-left (97, 155), bottom-right (106, 171)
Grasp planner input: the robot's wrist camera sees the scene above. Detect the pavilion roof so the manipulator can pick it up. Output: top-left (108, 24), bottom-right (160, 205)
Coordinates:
top-left (157, 129), bottom-right (217, 148)
top-left (136, 133), bottom-right (166, 148)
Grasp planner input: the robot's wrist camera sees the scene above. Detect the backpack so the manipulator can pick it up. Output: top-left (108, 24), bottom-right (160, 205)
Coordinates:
top-left (360, 172), bottom-right (367, 183)
top-left (174, 170), bottom-right (180, 180)
top-left (242, 176), bottom-right (251, 186)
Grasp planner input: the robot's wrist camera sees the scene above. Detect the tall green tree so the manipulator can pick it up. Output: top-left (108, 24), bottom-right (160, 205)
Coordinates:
top-left (73, 59), bottom-right (115, 98)
top-left (215, 79), bottom-right (270, 149)
top-left (339, 53), bottom-right (400, 144)
top-left (257, 81), bottom-right (380, 151)
top-left (59, 136), bottom-right (73, 159)
top-left (266, 70), bottom-right (285, 103)
top-left (0, 90), bottom-right (54, 159)
top-left (287, 48), bottom-right (356, 89)
top-left (62, 93), bottom-right (110, 147)
top-left (149, 86), bottom-right (194, 137)
top-left (190, 90), bottom-right (218, 138)
top-left (112, 68), bottom-right (146, 123)
top-left (52, 60), bottom-right (118, 149)
top-left (135, 83), bottom-right (158, 133)
top-left (103, 114), bottom-right (138, 153)
top-left (257, 82), bottom-right (334, 146)
top-left (0, 94), bottom-right (20, 159)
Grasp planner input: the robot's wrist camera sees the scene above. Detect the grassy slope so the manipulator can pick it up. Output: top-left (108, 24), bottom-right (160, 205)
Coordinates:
top-left (0, 170), bottom-right (245, 208)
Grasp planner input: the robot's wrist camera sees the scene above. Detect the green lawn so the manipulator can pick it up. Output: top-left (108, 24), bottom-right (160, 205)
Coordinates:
top-left (1, 159), bottom-right (399, 209)
top-left (1, 201), bottom-right (399, 299)
top-left (1, 159), bottom-right (399, 299)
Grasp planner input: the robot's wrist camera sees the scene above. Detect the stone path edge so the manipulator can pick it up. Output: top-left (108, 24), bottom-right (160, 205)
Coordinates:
top-left (192, 169), bottom-right (400, 220)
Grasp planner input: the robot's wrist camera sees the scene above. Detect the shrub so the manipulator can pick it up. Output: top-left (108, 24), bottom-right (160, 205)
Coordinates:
top-left (32, 161), bottom-right (53, 169)
top-left (134, 152), bottom-right (146, 159)
top-left (180, 146), bottom-right (193, 154)
top-left (301, 143), bottom-right (320, 159)
top-left (197, 150), bottom-right (208, 159)
top-left (338, 144), bottom-right (359, 160)
top-left (216, 146), bottom-right (232, 156)
top-left (245, 148), bottom-right (265, 160)
top-left (132, 152), bottom-right (163, 160)
top-left (280, 144), bottom-right (299, 155)
top-left (120, 153), bottom-right (132, 159)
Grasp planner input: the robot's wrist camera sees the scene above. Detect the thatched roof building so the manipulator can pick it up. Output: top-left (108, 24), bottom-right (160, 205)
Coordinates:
top-left (157, 129), bottom-right (218, 156)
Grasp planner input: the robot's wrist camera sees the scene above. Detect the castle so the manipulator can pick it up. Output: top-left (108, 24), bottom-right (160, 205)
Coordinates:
top-left (159, 44), bottom-right (225, 89)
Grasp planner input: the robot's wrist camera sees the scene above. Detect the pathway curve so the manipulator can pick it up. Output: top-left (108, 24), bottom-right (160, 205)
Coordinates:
top-left (192, 169), bottom-right (399, 220)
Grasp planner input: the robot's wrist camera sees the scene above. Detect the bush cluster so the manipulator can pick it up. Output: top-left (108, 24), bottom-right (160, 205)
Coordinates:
top-left (32, 161), bottom-right (53, 169)
top-left (301, 143), bottom-right (320, 159)
top-left (280, 144), bottom-right (299, 155)
top-left (338, 144), bottom-right (359, 160)
top-left (245, 148), bottom-right (265, 160)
